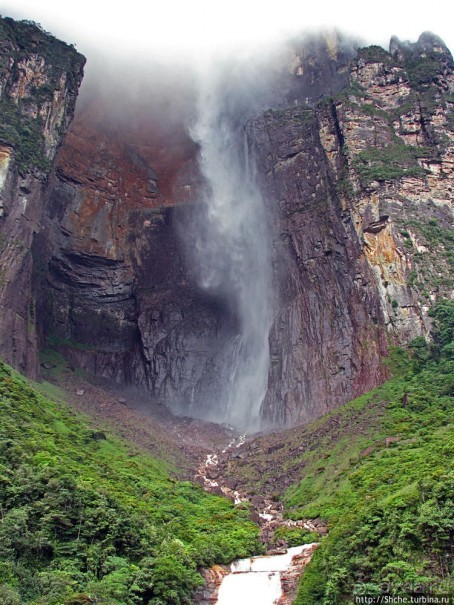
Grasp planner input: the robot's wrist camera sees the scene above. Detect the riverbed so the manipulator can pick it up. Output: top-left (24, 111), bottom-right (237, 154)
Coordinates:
top-left (215, 544), bottom-right (318, 605)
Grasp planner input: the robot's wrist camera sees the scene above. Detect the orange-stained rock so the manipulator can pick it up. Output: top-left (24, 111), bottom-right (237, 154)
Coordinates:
top-left (363, 224), bottom-right (408, 286)
top-left (33, 31), bottom-right (453, 429)
top-left (51, 95), bottom-right (202, 261)
top-left (193, 564), bottom-right (229, 605)
top-left (0, 17), bottom-right (85, 377)
top-left (277, 543), bottom-right (320, 605)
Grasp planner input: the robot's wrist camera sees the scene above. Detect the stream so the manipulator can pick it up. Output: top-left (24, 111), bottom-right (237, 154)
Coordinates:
top-left (215, 544), bottom-right (318, 605)
top-left (195, 435), bottom-right (322, 604)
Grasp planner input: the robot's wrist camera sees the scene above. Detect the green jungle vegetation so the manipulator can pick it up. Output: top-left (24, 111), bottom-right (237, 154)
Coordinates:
top-left (290, 300), bottom-right (454, 603)
top-left (0, 98), bottom-right (52, 175)
top-left (214, 300), bottom-right (452, 604)
top-left (0, 362), bottom-right (260, 604)
top-left (399, 217), bottom-right (454, 299)
top-left (0, 17), bottom-right (84, 176)
top-left (0, 21), bottom-right (452, 603)
top-left (9, 298), bottom-right (446, 605)
top-left (0, 17), bottom-right (84, 85)
top-left (353, 143), bottom-right (429, 184)
top-left (340, 41), bottom-right (453, 187)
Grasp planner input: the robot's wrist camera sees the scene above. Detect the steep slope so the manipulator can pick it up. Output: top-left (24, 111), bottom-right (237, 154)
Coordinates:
top-left (0, 360), bottom-right (260, 604)
top-left (253, 32), bottom-right (454, 425)
top-left (35, 32), bottom-right (453, 429)
top-left (0, 17), bottom-right (85, 378)
top-left (0, 302), bottom-right (450, 604)
top-left (0, 19), bottom-right (452, 429)
top-left (0, 17), bottom-right (452, 605)
top-left (29, 33), bottom-right (356, 421)
top-left (215, 300), bottom-right (454, 603)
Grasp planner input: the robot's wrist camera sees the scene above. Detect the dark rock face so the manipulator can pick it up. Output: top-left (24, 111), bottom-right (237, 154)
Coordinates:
top-left (1, 23), bottom-right (452, 429)
top-left (251, 32), bottom-right (454, 425)
top-left (41, 200), bottom-right (242, 415)
top-left (30, 33), bottom-right (369, 425)
top-left (283, 31), bottom-right (358, 105)
top-left (34, 162), bottom-right (237, 414)
top-left (30, 85), bottom-right (234, 408)
top-left (0, 17), bottom-right (85, 377)
top-left (36, 32), bottom-right (454, 428)
top-left (249, 107), bottom-right (388, 426)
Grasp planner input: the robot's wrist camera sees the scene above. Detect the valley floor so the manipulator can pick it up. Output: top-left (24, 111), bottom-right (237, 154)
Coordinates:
top-left (1, 301), bottom-right (452, 604)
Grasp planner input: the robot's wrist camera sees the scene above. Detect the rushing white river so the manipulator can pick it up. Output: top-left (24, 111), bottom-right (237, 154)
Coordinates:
top-left (215, 545), bottom-right (315, 605)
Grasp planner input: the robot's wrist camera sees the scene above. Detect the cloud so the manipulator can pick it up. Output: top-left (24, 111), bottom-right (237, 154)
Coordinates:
top-left (2, 0), bottom-right (453, 65)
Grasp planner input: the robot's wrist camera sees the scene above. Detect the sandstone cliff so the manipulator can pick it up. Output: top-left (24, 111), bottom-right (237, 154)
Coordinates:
top-left (0, 17), bottom-right (85, 377)
top-left (255, 32), bottom-right (453, 425)
top-left (1, 22), bottom-right (452, 428)
top-left (32, 33), bottom-right (360, 420)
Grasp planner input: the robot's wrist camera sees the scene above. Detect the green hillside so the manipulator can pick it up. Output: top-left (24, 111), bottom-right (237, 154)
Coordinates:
top-left (221, 301), bottom-right (454, 603)
top-left (0, 364), bottom-right (260, 605)
top-left (0, 301), bottom-right (452, 605)
top-left (294, 365), bottom-right (453, 600)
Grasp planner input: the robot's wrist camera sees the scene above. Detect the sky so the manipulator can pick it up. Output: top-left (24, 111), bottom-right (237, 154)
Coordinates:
top-left (1, 0), bottom-right (454, 66)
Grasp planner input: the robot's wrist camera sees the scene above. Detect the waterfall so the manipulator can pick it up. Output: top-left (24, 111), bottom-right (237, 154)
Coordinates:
top-left (215, 545), bottom-right (318, 605)
top-left (216, 571), bottom-right (281, 605)
top-left (184, 64), bottom-right (273, 431)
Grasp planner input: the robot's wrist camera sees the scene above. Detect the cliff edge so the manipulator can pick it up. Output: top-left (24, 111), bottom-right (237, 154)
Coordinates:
top-left (0, 16), bottom-right (85, 377)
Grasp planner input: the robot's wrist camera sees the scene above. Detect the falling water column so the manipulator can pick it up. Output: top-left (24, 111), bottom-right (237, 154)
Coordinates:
top-left (186, 67), bottom-right (273, 431)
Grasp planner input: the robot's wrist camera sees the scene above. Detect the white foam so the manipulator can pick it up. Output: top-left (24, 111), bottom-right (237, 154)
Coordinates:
top-left (216, 570), bottom-right (281, 605)
top-left (216, 545), bottom-right (317, 604)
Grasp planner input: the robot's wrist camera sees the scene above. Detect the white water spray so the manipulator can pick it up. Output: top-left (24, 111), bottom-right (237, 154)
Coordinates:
top-left (215, 545), bottom-right (318, 605)
top-left (186, 64), bottom-right (274, 430)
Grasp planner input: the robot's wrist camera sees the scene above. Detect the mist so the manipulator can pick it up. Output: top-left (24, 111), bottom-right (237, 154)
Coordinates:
top-left (56, 27), bottom-right (357, 430)
top-left (3, 0), bottom-right (454, 63)
top-left (178, 57), bottom-right (279, 430)
top-left (2, 2), bottom-right (453, 430)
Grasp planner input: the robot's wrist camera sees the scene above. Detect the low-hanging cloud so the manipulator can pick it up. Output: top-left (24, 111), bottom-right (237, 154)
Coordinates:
top-left (2, 0), bottom-right (453, 67)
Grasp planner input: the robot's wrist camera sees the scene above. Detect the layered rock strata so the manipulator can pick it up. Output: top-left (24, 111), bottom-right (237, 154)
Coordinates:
top-left (255, 34), bottom-right (453, 424)
top-left (0, 17), bottom-right (85, 377)
top-left (1, 22), bottom-right (452, 428)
